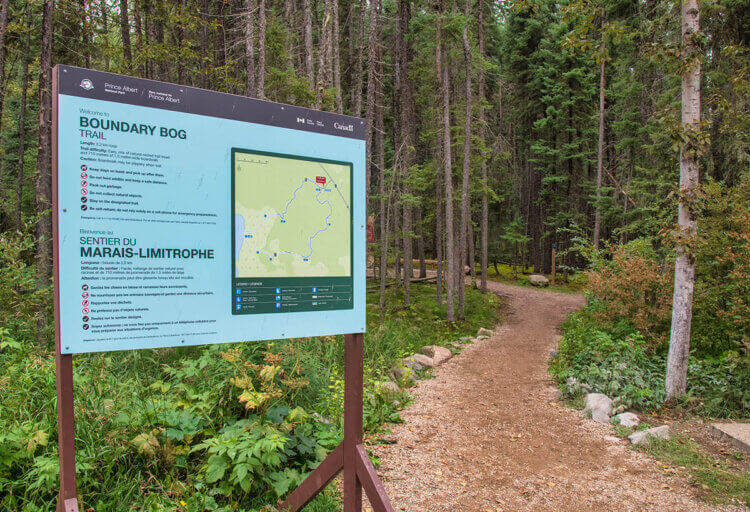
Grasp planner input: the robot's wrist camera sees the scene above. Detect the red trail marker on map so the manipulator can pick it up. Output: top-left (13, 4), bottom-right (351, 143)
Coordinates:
top-left (316, 176), bottom-right (326, 185)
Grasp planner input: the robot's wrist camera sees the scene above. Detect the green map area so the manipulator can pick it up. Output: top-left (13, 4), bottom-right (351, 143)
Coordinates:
top-left (233, 150), bottom-right (352, 278)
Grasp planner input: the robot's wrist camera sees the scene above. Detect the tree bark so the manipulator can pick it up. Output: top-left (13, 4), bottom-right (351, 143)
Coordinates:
top-left (666, 0), bottom-right (701, 400)
top-left (593, 11), bottom-right (606, 251)
top-left (302, 0), bottom-right (314, 89)
top-left (245, 0), bottom-right (256, 96)
top-left (458, 0), bottom-right (472, 319)
top-left (365, 0), bottom-right (379, 199)
top-left (0, 0), bottom-right (10, 228)
top-left (478, 0), bottom-right (488, 293)
top-left (100, 0), bottom-right (110, 70)
top-left (316, 0), bottom-right (332, 108)
top-left (441, 44), bottom-right (455, 322)
top-left (15, 6), bottom-right (32, 230)
top-left (398, 0), bottom-right (414, 303)
top-left (332, 0), bottom-right (342, 113)
top-left (120, 0), bottom-right (132, 67)
top-left (352, 0), bottom-right (366, 116)
top-left (36, 0), bottom-right (55, 348)
top-left (257, 0), bottom-right (266, 99)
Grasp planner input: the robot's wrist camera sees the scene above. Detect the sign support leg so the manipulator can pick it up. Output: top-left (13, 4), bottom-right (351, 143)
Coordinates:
top-left (55, 352), bottom-right (79, 512)
top-left (279, 333), bottom-right (394, 512)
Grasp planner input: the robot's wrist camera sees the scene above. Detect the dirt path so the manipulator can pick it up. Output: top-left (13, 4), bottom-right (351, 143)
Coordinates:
top-left (371, 282), bottom-right (745, 512)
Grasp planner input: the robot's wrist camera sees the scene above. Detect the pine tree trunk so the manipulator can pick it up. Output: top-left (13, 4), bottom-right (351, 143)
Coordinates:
top-left (332, 0), bottom-right (342, 113)
top-left (133, 0), bottom-right (145, 77)
top-left (120, 0), bottom-right (132, 67)
top-left (0, 0), bottom-right (10, 228)
top-left (303, 0), bottom-right (314, 88)
top-left (316, 0), bottom-right (332, 108)
top-left (35, 0), bottom-right (55, 348)
top-left (478, 0), bottom-right (488, 293)
top-left (398, 0), bottom-right (414, 303)
top-left (365, 0), bottom-right (379, 199)
top-left (666, 0), bottom-right (701, 400)
top-left (15, 6), bottom-right (32, 230)
top-left (100, 0), bottom-right (110, 70)
top-left (593, 12), bottom-right (606, 251)
top-left (376, 31), bottom-right (389, 323)
top-left (353, 0), bottom-right (366, 116)
top-left (245, 0), bottom-right (256, 96)
top-left (257, 0), bottom-right (266, 99)
top-left (441, 49), bottom-right (455, 322)
top-left (416, 207), bottom-right (427, 278)
top-left (458, 0), bottom-right (472, 319)
top-left (434, 8), bottom-right (444, 306)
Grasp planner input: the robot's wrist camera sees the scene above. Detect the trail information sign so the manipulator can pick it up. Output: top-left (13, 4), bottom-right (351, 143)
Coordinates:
top-left (54, 65), bottom-right (366, 354)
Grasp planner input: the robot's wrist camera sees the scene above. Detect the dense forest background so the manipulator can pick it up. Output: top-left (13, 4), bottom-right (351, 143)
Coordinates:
top-left (0, 0), bottom-right (748, 332)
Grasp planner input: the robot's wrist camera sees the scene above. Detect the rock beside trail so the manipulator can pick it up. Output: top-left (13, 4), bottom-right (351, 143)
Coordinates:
top-left (389, 365), bottom-right (415, 384)
top-left (374, 381), bottom-right (401, 394)
top-left (529, 274), bottom-right (550, 287)
top-left (402, 356), bottom-right (425, 372)
top-left (614, 412), bottom-right (640, 428)
top-left (477, 327), bottom-right (494, 337)
top-left (584, 393), bottom-right (613, 423)
top-left (567, 376), bottom-right (593, 392)
top-left (629, 425), bottom-right (670, 445)
top-left (411, 354), bottom-right (435, 368)
top-left (422, 345), bottom-right (452, 365)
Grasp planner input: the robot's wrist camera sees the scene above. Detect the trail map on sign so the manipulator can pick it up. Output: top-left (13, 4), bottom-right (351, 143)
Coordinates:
top-left (233, 149), bottom-right (352, 279)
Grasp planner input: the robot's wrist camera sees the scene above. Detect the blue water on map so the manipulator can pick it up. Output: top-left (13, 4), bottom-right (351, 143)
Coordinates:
top-left (234, 213), bottom-right (245, 275)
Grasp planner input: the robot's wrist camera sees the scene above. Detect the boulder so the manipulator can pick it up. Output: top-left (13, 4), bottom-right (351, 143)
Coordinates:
top-left (422, 345), bottom-right (453, 365)
top-left (628, 426), bottom-right (670, 445)
top-left (529, 274), bottom-right (550, 287)
top-left (477, 327), bottom-right (494, 337)
top-left (584, 393), bottom-right (613, 423)
top-left (389, 365), bottom-right (415, 384)
top-left (411, 353), bottom-right (435, 368)
top-left (614, 412), bottom-right (640, 428)
top-left (402, 356), bottom-right (425, 372)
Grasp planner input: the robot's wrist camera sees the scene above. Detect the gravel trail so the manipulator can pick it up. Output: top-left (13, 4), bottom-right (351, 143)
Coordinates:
top-left (370, 281), bottom-right (746, 512)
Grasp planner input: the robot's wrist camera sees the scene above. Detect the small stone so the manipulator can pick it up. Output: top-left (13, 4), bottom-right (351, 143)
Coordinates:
top-left (389, 365), bottom-right (415, 384)
top-left (529, 274), bottom-right (550, 287)
top-left (584, 393), bottom-right (613, 423)
top-left (374, 381), bottom-right (401, 394)
top-left (603, 435), bottom-right (621, 443)
top-left (550, 388), bottom-right (563, 400)
top-left (614, 412), bottom-right (640, 428)
top-left (422, 345), bottom-right (453, 365)
top-left (477, 327), bottom-right (494, 337)
top-left (477, 335), bottom-right (489, 340)
top-left (629, 425), bottom-right (670, 445)
top-left (402, 356), bottom-right (425, 372)
top-left (412, 353), bottom-right (435, 368)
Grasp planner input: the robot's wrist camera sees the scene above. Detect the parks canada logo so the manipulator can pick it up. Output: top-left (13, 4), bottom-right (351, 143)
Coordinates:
top-left (79, 79), bottom-right (94, 91)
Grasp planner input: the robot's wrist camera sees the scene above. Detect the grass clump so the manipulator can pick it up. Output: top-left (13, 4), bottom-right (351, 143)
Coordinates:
top-left (637, 436), bottom-right (750, 507)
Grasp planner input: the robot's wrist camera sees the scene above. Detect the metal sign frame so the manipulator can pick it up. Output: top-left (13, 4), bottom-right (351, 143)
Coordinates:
top-left (51, 65), bottom-right (393, 512)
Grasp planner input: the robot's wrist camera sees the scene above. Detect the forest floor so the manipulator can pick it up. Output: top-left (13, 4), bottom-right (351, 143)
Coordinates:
top-left (369, 281), bottom-right (748, 512)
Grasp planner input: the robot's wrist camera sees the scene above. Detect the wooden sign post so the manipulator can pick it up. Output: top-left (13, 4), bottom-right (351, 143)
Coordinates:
top-left (279, 333), bottom-right (394, 512)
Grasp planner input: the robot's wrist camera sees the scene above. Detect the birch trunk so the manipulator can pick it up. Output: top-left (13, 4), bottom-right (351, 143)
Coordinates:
top-left (666, 0), bottom-right (701, 400)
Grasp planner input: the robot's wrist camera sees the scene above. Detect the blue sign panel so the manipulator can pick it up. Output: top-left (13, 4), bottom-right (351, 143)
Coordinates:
top-left (54, 65), bottom-right (366, 354)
